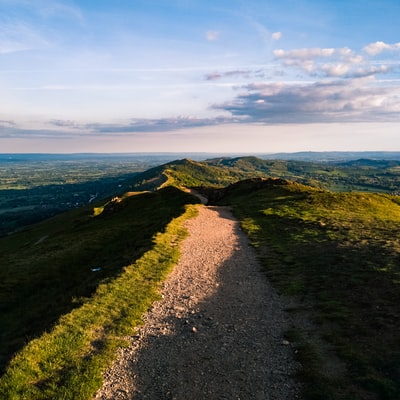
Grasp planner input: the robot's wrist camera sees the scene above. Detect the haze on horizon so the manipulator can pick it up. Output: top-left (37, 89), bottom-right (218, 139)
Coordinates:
top-left (1, 0), bottom-right (400, 153)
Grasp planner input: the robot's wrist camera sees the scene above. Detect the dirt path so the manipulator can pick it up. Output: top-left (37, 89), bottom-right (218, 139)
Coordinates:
top-left (94, 206), bottom-right (302, 400)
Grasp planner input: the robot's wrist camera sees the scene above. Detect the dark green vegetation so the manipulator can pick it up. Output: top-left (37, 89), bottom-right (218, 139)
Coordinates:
top-left (131, 155), bottom-right (400, 197)
top-left (205, 156), bottom-right (400, 193)
top-left (0, 187), bottom-right (199, 387)
top-left (1, 153), bottom-right (400, 399)
top-left (211, 178), bottom-right (400, 400)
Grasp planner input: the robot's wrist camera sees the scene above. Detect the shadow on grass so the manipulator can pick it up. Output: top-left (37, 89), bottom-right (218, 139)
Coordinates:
top-left (0, 187), bottom-right (199, 375)
top-left (238, 212), bottom-right (400, 399)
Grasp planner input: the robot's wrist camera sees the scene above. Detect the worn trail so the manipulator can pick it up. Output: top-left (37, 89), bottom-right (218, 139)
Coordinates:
top-left (94, 206), bottom-right (301, 400)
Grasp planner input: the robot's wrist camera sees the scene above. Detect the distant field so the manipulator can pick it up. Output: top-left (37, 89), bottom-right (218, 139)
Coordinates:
top-left (0, 154), bottom-right (178, 235)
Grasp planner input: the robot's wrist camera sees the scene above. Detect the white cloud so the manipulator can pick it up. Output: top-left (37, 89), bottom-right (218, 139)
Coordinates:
top-left (321, 63), bottom-right (350, 77)
top-left (363, 41), bottom-right (400, 56)
top-left (282, 58), bottom-right (316, 73)
top-left (274, 47), bottom-right (363, 64)
top-left (274, 47), bottom-right (335, 60)
top-left (271, 31), bottom-right (282, 41)
top-left (351, 65), bottom-right (391, 78)
top-left (336, 48), bottom-right (364, 64)
top-left (272, 44), bottom-right (397, 79)
top-left (213, 77), bottom-right (400, 123)
top-left (273, 48), bottom-right (338, 74)
top-left (319, 64), bottom-right (391, 78)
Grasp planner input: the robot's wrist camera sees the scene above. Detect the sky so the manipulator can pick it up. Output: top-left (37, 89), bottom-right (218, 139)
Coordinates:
top-left (1, 0), bottom-right (400, 153)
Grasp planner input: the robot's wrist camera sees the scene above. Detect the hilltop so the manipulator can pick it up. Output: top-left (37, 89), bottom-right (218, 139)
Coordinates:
top-left (129, 155), bottom-right (400, 194)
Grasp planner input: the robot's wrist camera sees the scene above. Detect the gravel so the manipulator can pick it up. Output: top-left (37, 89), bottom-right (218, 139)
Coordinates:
top-left (94, 205), bottom-right (302, 400)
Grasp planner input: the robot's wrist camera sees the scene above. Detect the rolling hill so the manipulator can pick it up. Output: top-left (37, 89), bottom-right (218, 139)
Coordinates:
top-left (129, 155), bottom-right (400, 194)
top-left (209, 178), bottom-right (400, 399)
top-left (0, 187), bottom-right (199, 374)
top-left (0, 156), bottom-right (399, 399)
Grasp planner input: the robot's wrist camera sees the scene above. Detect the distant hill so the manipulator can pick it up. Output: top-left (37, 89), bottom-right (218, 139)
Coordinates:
top-left (129, 157), bottom-right (254, 190)
top-left (261, 151), bottom-right (400, 162)
top-left (131, 156), bottom-right (400, 195)
top-left (336, 158), bottom-right (400, 168)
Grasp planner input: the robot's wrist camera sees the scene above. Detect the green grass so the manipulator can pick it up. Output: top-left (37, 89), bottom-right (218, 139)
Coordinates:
top-left (162, 158), bottom-right (250, 188)
top-left (0, 191), bottom-right (199, 399)
top-left (2, 159), bottom-right (400, 399)
top-left (0, 186), bottom-right (199, 379)
top-left (204, 156), bottom-right (400, 193)
top-left (217, 180), bottom-right (400, 400)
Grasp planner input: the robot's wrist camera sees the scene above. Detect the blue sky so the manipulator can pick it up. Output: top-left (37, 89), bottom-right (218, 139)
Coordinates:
top-left (1, 0), bottom-right (400, 153)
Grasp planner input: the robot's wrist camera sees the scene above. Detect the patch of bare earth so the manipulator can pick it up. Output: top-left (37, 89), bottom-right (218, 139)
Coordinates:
top-left (94, 205), bottom-right (302, 400)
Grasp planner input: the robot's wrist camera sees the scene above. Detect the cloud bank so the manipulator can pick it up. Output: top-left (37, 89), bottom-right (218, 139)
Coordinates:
top-left (2, 39), bottom-right (400, 140)
top-left (213, 77), bottom-right (400, 123)
top-left (363, 41), bottom-right (400, 56)
top-left (0, 116), bottom-right (238, 139)
top-left (211, 41), bottom-right (400, 124)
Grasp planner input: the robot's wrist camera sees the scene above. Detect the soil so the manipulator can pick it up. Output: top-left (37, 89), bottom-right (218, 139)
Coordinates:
top-left (94, 205), bottom-right (302, 400)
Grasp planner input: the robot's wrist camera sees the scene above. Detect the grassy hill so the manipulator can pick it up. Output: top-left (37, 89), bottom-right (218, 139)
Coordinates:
top-left (1, 157), bottom-right (400, 399)
top-left (211, 178), bottom-right (400, 400)
top-left (129, 157), bottom-right (252, 190)
top-left (0, 186), bottom-right (200, 397)
top-left (131, 155), bottom-right (400, 194)
top-left (204, 156), bottom-right (400, 193)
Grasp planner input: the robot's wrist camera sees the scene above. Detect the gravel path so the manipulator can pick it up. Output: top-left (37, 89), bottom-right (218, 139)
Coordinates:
top-left (94, 205), bottom-right (302, 400)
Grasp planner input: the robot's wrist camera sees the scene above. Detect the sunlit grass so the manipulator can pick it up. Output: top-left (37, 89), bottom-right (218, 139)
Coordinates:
top-left (217, 181), bottom-right (400, 400)
top-left (0, 203), bottom-right (199, 400)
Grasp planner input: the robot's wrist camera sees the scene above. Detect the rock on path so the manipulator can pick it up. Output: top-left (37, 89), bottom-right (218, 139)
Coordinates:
top-left (94, 206), bottom-right (302, 400)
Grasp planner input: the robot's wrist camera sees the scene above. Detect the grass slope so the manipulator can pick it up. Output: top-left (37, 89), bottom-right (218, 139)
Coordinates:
top-left (130, 158), bottom-right (251, 190)
top-left (216, 179), bottom-right (400, 400)
top-left (0, 187), bottom-right (199, 378)
top-left (2, 157), bottom-right (400, 399)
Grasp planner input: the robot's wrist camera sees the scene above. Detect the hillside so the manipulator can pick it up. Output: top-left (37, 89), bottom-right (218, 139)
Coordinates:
top-left (0, 186), bottom-right (199, 375)
top-left (211, 179), bottom-right (400, 399)
top-left (203, 156), bottom-right (400, 193)
top-left (130, 156), bottom-right (400, 194)
top-left (129, 158), bottom-right (253, 190)
top-left (1, 157), bottom-right (400, 399)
